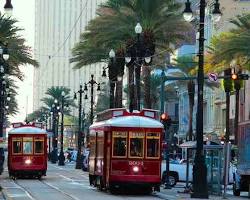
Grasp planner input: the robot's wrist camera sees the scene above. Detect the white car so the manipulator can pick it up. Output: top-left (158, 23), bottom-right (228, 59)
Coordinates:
top-left (161, 159), bottom-right (235, 186)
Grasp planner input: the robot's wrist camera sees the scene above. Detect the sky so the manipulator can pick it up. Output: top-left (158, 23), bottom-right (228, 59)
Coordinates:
top-left (5, 0), bottom-right (35, 122)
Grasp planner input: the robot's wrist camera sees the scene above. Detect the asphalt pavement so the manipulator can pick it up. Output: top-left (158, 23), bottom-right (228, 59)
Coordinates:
top-left (1, 160), bottom-right (249, 200)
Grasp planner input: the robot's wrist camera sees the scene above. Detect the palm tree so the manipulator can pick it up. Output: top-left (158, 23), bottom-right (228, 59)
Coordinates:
top-left (175, 56), bottom-right (196, 141)
top-left (71, 0), bottom-right (193, 109)
top-left (205, 13), bottom-right (250, 145)
top-left (41, 86), bottom-right (75, 115)
top-left (0, 15), bottom-right (37, 117)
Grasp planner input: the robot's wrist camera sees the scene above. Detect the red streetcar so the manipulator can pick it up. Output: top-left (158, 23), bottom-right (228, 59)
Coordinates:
top-left (8, 122), bottom-right (47, 179)
top-left (88, 108), bottom-right (164, 192)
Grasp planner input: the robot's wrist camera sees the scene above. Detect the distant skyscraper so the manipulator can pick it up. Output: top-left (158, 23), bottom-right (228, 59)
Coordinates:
top-left (33, 0), bottom-right (106, 111)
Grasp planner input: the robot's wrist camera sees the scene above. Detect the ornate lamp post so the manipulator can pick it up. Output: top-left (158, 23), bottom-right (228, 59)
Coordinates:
top-left (0, 45), bottom-right (9, 173)
top-left (125, 22), bottom-right (152, 111)
top-left (0, 1), bottom-right (13, 173)
top-left (58, 91), bottom-right (65, 166)
top-left (102, 49), bottom-right (123, 109)
top-left (183, 0), bottom-right (222, 198)
top-left (50, 99), bottom-right (60, 164)
top-left (75, 83), bottom-right (85, 169)
top-left (84, 74), bottom-right (100, 125)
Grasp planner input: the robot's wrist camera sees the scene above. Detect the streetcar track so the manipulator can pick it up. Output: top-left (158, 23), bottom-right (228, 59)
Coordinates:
top-left (12, 178), bottom-right (80, 200)
top-left (10, 179), bottom-right (35, 200)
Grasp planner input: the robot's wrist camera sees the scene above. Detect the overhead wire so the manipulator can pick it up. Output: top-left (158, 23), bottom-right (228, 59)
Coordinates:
top-left (44, 0), bottom-right (90, 66)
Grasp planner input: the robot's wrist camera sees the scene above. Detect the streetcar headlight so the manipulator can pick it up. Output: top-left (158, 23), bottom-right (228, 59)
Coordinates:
top-left (133, 166), bottom-right (139, 173)
top-left (25, 159), bottom-right (32, 165)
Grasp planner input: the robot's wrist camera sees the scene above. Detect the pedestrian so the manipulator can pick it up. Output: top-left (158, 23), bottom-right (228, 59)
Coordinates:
top-left (67, 151), bottom-right (72, 162)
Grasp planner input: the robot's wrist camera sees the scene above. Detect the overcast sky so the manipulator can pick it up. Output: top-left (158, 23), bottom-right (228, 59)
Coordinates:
top-left (6, 0), bottom-right (35, 122)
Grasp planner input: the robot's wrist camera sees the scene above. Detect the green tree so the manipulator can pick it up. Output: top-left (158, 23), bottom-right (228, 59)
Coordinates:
top-left (71, 0), bottom-right (192, 109)
top-left (0, 15), bottom-right (38, 116)
top-left (41, 86), bottom-right (75, 115)
top-left (175, 55), bottom-right (196, 141)
top-left (206, 13), bottom-right (250, 144)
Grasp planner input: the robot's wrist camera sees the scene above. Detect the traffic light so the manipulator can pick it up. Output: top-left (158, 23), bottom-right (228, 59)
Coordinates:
top-left (160, 113), bottom-right (172, 129)
top-left (231, 73), bottom-right (237, 80)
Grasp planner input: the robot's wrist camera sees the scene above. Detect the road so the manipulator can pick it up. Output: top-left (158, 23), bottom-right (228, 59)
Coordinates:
top-left (0, 161), bottom-right (167, 200)
top-left (1, 160), bottom-right (249, 200)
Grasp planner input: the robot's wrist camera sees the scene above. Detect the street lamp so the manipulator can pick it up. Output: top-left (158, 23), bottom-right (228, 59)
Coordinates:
top-left (75, 83), bottom-right (85, 169)
top-left (4, 0), bottom-right (13, 16)
top-left (102, 49), bottom-right (123, 108)
top-left (50, 99), bottom-right (60, 164)
top-left (84, 74), bottom-right (100, 125)
top-left (125, 22), bottom-right (153, 111)
top-left (108, 49), bottom-right (116, 108)
top-left (0, 44), bottom-right (9, 173)
top-left (183, 0), bottom-right (222, 198)
top-left (58, 91), bottom-right (65, 166)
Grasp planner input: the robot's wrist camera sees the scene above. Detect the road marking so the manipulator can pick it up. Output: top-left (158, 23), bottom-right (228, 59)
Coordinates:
top-left (42, 181), bottom-right (81, 200)
top-left (80, 174), bottom-right (89, 180)
top-left (59, 174), bottom-right (72, 181)
top-left (9, 180), bottom-right (36, 200)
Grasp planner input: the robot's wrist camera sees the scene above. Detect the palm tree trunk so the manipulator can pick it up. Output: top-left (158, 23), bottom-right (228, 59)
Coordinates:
top-left (187, 80), bottom-right (195, 141)
top-left (135, 64), bottom-right (141, 110)
top-left (143, 65), bottom-right (151, 109)
top-left (128, 64), bottom-right (135, 112)
top-left (109, 81), bottom-right (115, 108)
top-left (114, 79), bottom-right (123, 108)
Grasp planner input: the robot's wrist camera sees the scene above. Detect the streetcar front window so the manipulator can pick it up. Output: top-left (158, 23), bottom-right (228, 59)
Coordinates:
top-left (12, 138), bottom-right (22, 154)
top-left (112, 132), bottom-right (127, 157)
top-left (129, 132), bottom-right (144, 158)
top-left (23, 137), bottom-right (33, 154)
top-left (146, 133), bottom-right (160, 158)
top-left (35, 138), bottom-right (44, 154)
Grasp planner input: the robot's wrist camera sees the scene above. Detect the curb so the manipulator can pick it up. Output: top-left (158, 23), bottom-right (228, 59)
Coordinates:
top-left (1, 188), bottom-right (12, 200)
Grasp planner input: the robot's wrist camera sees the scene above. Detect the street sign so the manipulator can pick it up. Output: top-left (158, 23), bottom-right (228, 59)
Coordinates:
top-left (208, 73), bottom-right (218, 82)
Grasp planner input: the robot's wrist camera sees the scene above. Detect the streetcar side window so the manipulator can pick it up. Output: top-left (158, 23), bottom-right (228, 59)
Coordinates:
top-left (34, 138), bottom-right (44, 154)
top-left (129, 132), bottom-right (144, 158)
top-left (12, 138), bottom-right (22, 154)
top-left (112, 132), bottom-right (127, 157)
top-left (146, 132), bottom-right (160, 158)
top-left (23, 137), bottom-right (33, 154)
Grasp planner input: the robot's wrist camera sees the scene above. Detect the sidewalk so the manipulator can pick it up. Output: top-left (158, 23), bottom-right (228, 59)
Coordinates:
top-left (157, 184), bottom-right (248, 200)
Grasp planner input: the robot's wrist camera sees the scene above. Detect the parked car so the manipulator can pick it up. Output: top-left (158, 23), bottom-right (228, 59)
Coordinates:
top-left (161, 159), bottom-right (235, 187)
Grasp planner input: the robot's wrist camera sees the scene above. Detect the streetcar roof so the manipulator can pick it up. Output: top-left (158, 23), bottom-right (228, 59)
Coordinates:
top-left (8, 126), bottom-right (47, 134)
top-left (90, 115), bottom-right (163, 129)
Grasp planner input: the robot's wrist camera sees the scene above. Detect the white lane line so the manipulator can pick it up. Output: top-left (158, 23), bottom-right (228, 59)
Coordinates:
top-left (2, 186), bottom-right (21, 189)
top-left (59, 174), bottom-right (72, 181)
top-left (50, 165), bottom-right (64, 170)
top-left (80, 174), bottom-right (89, 180)
top-left (11, 180), bottom-right (36, 200)
top-left (42, 181), bottom-right (81, 200)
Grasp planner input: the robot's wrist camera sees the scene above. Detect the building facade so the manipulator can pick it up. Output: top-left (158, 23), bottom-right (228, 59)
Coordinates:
top-left (33, 0), bottom-right (106, 113)
top-left (174, 0), bottom-right (250, 142)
